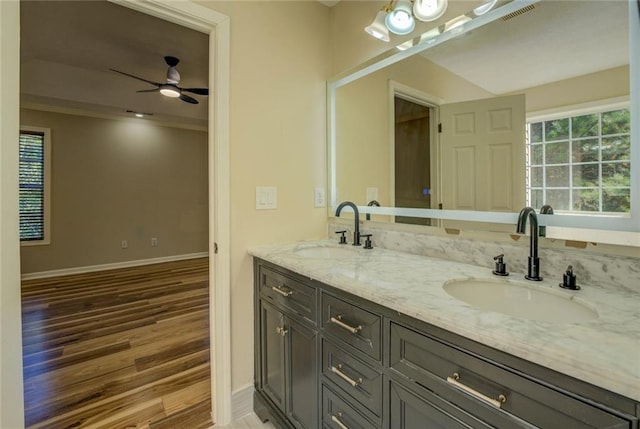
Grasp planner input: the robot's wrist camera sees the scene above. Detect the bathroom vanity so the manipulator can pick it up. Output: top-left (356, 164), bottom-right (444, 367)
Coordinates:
top-left (251, 242), bottom-right (639, 429)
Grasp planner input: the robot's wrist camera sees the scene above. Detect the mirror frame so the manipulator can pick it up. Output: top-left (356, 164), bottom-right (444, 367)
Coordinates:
top-left (328, 0), bottom-right (639, 240)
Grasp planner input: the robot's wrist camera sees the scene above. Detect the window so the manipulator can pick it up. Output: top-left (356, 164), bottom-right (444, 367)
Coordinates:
top-left (526, 107), bottom-right (630, 214)
top-left (19, 126), bottom-right (51, 244)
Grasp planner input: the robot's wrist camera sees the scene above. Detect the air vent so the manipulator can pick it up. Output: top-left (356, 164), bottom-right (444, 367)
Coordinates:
top-left (501, 4), bottom-right (536, 21)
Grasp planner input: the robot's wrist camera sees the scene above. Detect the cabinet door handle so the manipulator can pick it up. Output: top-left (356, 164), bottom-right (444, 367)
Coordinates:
top-left (275, 326), bottom-right (288, 337)
top-left (331, 413), bottom-right (349, 429)
top-left (330, 315), bottom-right (362, 334)
top-left (446, 372), bottom-right (507, 409)
top-left (271, 285), bottom-right (293, 297)
top-left (330, 364), bottom-right (362, 387)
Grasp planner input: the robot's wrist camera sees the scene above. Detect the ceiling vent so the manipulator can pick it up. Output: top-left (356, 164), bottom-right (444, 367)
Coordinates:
top-left (501, 3), bottom-right (536, 21)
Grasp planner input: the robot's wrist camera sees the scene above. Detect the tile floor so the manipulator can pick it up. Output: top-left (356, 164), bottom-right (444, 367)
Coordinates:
top-left (214, 413), bottom-right (277, 429)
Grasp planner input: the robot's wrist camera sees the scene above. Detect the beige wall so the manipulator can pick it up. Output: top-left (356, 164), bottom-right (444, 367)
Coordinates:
top-left (520, 65), bottom-right (630, 113)
top-left (19, 109), bottom-right (209, 274)
top-left (198, 1), bottom-right (330, 392)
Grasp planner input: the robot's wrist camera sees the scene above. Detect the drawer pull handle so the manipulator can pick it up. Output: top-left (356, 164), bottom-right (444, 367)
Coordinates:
top-left (331, 413), bottom-right (349, 429)
top-left (330, 315), bottom-right (362, 334)
top-left (275, 326), bottom-right (288, 337)
top-left (446, 372), bottom-right (507, 409)
top-left (271, 285), bottom-right (293, 297)
top-left (331, 365), bottom-right (362, 387)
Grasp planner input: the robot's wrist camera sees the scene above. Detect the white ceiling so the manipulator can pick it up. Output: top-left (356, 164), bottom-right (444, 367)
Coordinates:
top-left (20, 1), bottom-right (209, 127)
top-left (423, 1), bottom-right (629, 95)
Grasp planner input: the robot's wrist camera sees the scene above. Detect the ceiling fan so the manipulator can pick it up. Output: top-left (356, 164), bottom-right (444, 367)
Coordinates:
top-left (110, 56), bottom-right (208, 104)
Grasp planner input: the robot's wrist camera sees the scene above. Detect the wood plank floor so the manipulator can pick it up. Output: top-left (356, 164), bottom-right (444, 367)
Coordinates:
top-left (21, 258), bottom-right (212, 429)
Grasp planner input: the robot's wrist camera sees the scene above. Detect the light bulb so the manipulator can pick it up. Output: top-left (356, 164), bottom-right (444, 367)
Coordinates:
top-left (413, 0), bottom-right (448, 22)
top-left (385, 1), bottom-right (415, 35)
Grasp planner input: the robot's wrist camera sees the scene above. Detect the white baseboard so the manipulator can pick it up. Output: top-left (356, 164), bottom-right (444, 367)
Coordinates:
top-left (231, 384), bottom-right (254, 422)
top-left (21, 252), bottom-right (209, 280)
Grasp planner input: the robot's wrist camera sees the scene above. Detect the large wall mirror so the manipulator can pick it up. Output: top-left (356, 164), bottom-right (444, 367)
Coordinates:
top-left (329, 0), bottom-right (639, 243)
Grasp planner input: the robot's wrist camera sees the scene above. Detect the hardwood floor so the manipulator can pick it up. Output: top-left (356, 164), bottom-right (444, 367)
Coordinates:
top-left (21, 258), bottom-right (212, 429)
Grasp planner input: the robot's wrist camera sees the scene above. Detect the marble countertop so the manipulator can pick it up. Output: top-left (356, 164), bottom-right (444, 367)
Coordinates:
top-left (249, 240), bottom-right (640, 402)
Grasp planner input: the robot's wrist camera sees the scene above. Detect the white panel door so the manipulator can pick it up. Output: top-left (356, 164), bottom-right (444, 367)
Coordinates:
top-left (440, 94), bottom-right (526, 212)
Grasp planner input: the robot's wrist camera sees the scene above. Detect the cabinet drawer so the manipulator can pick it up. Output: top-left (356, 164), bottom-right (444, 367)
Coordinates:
top-left (389, 377), bottom-right (494, 429)
top-left (321, 293), bottom-right (382, 361)
top-left (321, 384), bottom-right (379, 429)
top-left (322, 339), bottom-right (382, 419)
top-left (258, 264), bottom-right (317, 324)
top-left (390, 322), bottom-right (632, 429)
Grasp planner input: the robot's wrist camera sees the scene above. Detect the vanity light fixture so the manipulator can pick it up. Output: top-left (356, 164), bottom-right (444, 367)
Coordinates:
top-left (413, 0), bottom-right (448, 22)
top-left (365, 0), bottom-right (449, 40)
top-left (365, 9), bottom-right (392, 41)
top-left (444, 14), bottom-right (472, 33)
top-left (386, 0), bottom-right (416, 35)
top-left (473, 0), bottom-right (497, 16)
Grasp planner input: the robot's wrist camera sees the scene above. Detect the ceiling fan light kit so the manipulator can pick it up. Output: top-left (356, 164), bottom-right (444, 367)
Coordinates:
top-left (110, 55), bottom-right (208, 105)
top-left (159, 86), bottom-right (181, 98)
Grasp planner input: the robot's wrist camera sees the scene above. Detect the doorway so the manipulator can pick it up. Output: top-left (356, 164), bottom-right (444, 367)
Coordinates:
top-left (394, 95), bottom-right (436, 226)
top-left (3, 0), bottom-right (232, 426)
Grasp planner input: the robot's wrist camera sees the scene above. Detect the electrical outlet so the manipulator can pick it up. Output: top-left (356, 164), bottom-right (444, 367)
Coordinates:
top-left (151, 237), bottom-right (158, 247)
top-left (366, 187), bottom-right (379, 203)
top-left (121, 240), bottom-right (128, 249)
top-left (314, 187), bottom-right (326, 208)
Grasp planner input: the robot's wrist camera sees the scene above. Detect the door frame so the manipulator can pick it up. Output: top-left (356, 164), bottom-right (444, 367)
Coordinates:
top-left (0, 0), bottom-right (232, 425)
top-left (108, 1), bottom-right (233, 424)
top-left (388, 81), bottom-right (442, 222)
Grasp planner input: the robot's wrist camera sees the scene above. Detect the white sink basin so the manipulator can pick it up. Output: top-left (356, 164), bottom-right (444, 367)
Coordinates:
top-left (293, 246), bottom-right (357, 259)
top-left (443, 279), bottom-right (598, 323)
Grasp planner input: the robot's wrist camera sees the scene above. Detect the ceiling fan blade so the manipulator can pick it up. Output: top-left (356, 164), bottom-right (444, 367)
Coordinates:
top-left (181, 87), bottom-right (209, 96)
top-left (136, 88), bottom-right (159, 93)
top-left (164, 56), bottom-right (180, 67)
top-left (180, 93), bottom-right (199, 104)
top-left (110, 69), bottom-right (161, 87)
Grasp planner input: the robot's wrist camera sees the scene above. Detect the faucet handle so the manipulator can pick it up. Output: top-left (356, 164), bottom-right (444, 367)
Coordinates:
top-left (559, 265), bottom-right (580, 290)
top-left (335, 230), bottom-right (347, 245)
top-left (360, 234), bottom-right (373, 249)
top-left (492, 254), bottom-right (509, 276)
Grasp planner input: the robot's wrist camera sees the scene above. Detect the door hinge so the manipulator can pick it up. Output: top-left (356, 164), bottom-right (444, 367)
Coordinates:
top-left (438, 123), bottom-right (442, 133)
top-left (438, 203), bottom-right (443, 210)
top-left (214, 242), bottom-right (218, 254)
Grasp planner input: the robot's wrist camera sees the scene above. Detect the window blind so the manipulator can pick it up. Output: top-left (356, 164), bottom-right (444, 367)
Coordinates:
top-left (19, 131), bottom-right (46, 241)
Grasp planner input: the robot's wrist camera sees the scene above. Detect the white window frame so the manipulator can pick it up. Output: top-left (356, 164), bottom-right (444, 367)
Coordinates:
top-left (19, 125), bottom-right (51, 246)
top-left (526, 96), bottom-right (630, 216)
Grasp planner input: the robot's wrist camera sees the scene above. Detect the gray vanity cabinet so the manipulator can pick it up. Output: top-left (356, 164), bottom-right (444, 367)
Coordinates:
top-left (388, 321), bottom-right (632, 429)
top-left (253, 259), bottom-right (639, 429)
top-left (255, 262), bottom-right (319, 429)
top-left (320, 292), bottom-right (385, 428)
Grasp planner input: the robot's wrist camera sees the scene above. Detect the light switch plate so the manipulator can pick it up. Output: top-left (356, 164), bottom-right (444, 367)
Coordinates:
top-left (256, 186), bottom-right (277, 210)
top-left (314, 187), bottom-right (326, 208)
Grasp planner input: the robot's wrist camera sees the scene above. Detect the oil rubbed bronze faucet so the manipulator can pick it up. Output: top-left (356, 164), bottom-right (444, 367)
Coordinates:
top-left (516, 207), bottom-right (542, 281)
top-left (365, 200), bottom-right (380, 221)
top-left (335, 201), bottom-right (361, 246)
